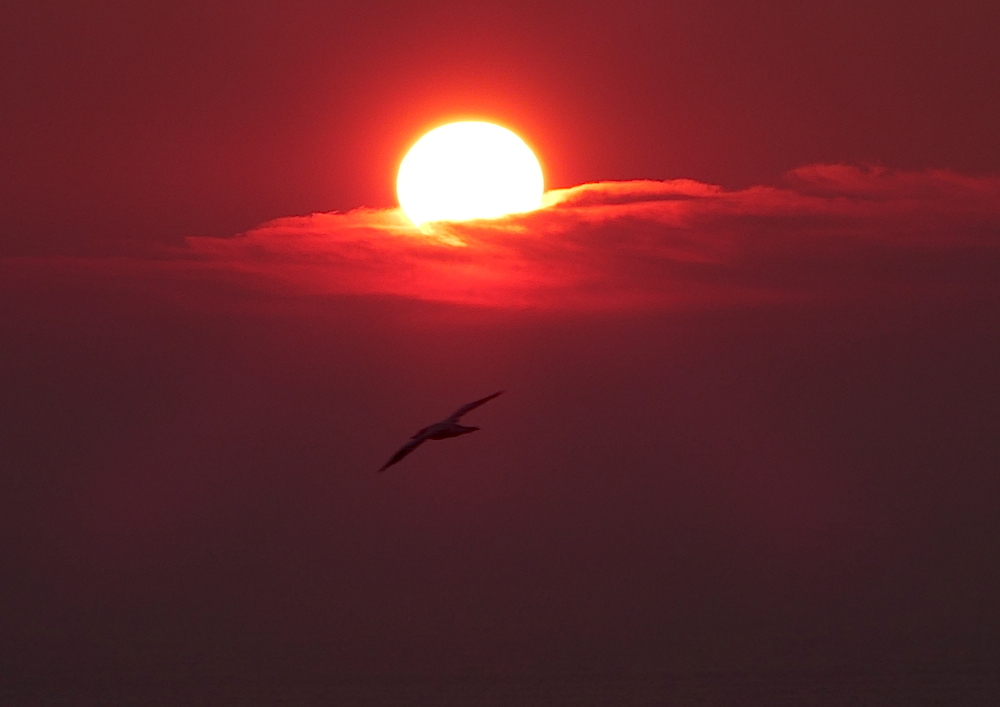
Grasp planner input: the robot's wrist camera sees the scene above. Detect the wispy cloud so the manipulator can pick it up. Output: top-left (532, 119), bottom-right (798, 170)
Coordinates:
top-left (6, 165), bottom-right (990, 311)
top-left (177, 165), bottom-right (1000, 310)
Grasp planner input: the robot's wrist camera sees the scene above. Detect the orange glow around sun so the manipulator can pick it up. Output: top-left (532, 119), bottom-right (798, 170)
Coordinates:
top-left (396, 121), bottom-right (544, 228)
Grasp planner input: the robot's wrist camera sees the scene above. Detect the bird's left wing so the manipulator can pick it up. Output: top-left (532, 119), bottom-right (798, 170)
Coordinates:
top-left (377, 437), bottom-right (427, 472)
top-left (446, 390), bottom-right (504, 422)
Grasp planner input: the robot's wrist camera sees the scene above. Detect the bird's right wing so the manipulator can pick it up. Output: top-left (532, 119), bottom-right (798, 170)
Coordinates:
top-left (377, 437), bottom-right (427, 472)
top-left (446, 390), bottom-right (504, 422)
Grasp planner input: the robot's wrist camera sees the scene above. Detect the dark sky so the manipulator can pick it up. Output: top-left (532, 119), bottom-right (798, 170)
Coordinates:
top-left (2, 0), bottom-right (1000, 696)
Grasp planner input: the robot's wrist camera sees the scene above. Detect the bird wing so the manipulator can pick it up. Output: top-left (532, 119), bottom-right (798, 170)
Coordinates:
top-left (446, 390), bottom-right (504, 423)
top-left (378, 436), bottom-right (427, 472)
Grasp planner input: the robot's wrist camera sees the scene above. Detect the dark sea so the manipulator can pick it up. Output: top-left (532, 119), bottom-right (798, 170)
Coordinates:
top-left (3, 670), bottom-right (999, 706)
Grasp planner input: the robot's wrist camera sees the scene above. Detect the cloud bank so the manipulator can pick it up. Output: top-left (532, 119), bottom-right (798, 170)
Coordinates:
top-left (179, 165), bottom-right (1000, 310)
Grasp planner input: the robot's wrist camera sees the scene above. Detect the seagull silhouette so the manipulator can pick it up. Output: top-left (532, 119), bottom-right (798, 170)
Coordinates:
top-left (378, 391), bottom-right (504, 472)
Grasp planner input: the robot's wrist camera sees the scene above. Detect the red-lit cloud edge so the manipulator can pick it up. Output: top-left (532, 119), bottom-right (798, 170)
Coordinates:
top-left (10, 165), bottom-right (1000, 311)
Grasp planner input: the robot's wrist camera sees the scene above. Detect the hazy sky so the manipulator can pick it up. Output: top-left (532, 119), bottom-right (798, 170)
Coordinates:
top-left (1, 0), bottom-right (999, 689)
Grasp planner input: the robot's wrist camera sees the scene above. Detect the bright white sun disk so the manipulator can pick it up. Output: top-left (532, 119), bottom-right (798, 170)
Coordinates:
top-left (396, 121), bottom-right (544, 228)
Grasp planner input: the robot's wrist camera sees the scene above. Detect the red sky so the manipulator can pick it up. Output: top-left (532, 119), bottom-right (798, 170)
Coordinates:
top-left (2, 1), bottom-right (1000, 700)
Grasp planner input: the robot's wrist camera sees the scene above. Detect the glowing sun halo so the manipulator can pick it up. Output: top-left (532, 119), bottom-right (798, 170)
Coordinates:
top-left (396, 121), bottom-right (544, 228)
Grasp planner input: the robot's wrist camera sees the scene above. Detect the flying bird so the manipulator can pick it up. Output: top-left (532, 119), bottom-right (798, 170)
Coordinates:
top-left (378, 391), bottom-right (504, 472)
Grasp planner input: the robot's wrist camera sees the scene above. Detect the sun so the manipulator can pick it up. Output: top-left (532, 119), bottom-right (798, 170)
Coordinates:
top-left (396, 121), bottom-right (544, 228)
